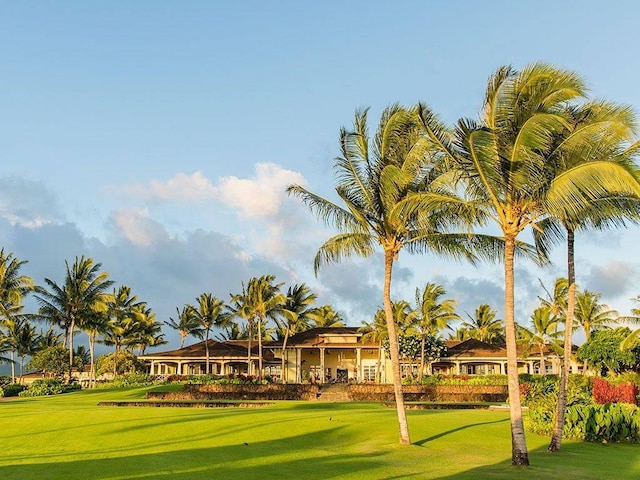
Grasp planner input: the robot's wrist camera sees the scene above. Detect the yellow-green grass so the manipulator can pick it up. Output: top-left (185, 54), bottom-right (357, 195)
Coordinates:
top-left (1, 387), bottom-right (639, 479)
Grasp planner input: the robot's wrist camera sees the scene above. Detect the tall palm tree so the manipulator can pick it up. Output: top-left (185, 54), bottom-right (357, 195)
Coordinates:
top-left (229, 276), bottom-right (285, 379)
top-left (416, 63), bottom-right (640, 464)
top-left (187, 293), bottom-right (228, 375)
top-left (459, 304), bottom-right (504, 343)
top-left (517, 306), bottom-right (561, 375)
top-left (308, 305), bottom-right (345, 327)
top-left (411, 283), bottom-right (459, 380)
top-left (165, 306), bottom-right (203, 349)
top-left (574, 290), bottom-right (616, 345)
top-left (103, 285), bottom-right (143, 377)
top-left (279, 283), bottom-right (317, 383)
top-left (35, 256), bottom-right (114, 379)
top-left (529, 100), bottom-right (640, 451)
top-left (288, 105), bottom-right (486, 445)
top-left (0, 249), bottom-right (33, 319)
top-left (14, 319), bottom-right (39, 381)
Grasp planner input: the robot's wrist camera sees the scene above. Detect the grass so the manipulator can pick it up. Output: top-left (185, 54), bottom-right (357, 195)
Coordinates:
top-left (1, 387), bottom-right (639, 480)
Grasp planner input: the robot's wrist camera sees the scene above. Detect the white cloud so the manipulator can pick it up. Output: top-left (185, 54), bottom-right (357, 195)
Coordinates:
top-left (112, 172), bottom-right (217, 202)
top-left (110, 208), bottom-right (169, 247)
top-left (216, 163), bottom-right (306, 218)
top-left (0, 177), bottom-right (62, 228)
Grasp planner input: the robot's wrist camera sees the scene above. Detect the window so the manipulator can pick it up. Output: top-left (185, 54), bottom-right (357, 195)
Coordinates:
top-left (363, 365), bottom-right (376, 382)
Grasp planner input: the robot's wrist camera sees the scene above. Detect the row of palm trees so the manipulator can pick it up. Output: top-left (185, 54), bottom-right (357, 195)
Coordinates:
top-left (0, 252), bottom-right (165, 386)
top-left (287, 62), bottom-right (640, 463)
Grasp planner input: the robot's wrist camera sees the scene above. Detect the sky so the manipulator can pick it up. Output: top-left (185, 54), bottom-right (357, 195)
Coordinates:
top-left (1, 1), bottom-right (640, 351)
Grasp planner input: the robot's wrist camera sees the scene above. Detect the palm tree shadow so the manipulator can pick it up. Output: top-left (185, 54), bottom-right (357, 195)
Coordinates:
top-left (414, 418), bottom-right (508, 446)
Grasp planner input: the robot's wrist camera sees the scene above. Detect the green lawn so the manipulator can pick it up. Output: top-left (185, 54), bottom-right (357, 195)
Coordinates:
top-left (1, 387), bottom-right (639, 479)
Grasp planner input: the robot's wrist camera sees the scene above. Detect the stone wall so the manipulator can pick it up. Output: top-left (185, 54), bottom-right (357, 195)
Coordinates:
top-left (147, 383), bottom-right (320, 401)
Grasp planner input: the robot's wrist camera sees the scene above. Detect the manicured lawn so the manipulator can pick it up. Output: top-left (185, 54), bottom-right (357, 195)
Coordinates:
top-left (1, 387), bottom-right (639, 479)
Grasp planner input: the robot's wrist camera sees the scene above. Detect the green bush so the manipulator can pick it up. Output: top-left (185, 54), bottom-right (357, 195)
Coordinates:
top-left (420, 374), bottom-right (508, 386)
top-left (0, 384), bottom-right (26, 397)
top-left (106, 372), bottom-right (157, 388)
top-left (18, 379), bottom-right (81, 397)
top-left (564, 403), bottom-right (640, 442)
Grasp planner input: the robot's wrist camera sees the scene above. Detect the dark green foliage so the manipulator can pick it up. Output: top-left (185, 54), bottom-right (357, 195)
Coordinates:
top-left (0, 384), bottom-right (26, 397)
top-left (95, 351), bottom-right (143, 376)
top-left (577, 327), bottom-right (640, 374)
top-left (26, 345), bottom-right (69, 378)
top-left (18, 379), bottom-right (80, 397)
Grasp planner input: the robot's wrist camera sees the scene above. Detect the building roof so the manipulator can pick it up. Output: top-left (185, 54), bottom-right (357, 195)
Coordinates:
top-left (140, 339), bottom-right (278, 362)
top-left (285, 327), bottom-right (379, 348)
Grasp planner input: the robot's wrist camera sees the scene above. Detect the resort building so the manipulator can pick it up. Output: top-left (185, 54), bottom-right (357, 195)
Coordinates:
top-left (139, 327), bottom-right (578, 382)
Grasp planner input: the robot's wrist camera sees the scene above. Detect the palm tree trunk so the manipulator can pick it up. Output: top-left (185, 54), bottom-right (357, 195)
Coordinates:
top-left (539, 345), bottom-right (546, 375)
top-left (10, 350), bottom-right (15, 384)
top-left (68, 316), bottom-right (75, 384)
top-left (89, 334), bottom-right (96, 388)
top-left (504, 235), bottom-right (529, 465)
top-left (247, 321), bottom-right (253, 376)
top-left (376, 341), bottom-right (382, 384)
top-left (383, 249), bottom-right (410, 445)
top-left (549, 227), bottom-right (575, 452)
top-left (205, 328), bottom-right (211, 375)
top-left (418, 335), bottom-right (426, 382)
top-left (258, 316), bottom-right (263, 380)
top-left (281, 327), bottom-right (290, 383)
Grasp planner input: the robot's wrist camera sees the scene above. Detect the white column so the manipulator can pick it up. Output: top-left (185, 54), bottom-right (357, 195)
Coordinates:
top-left (320, 348), bottom-right (325, 384)
top-left (296, 348), bottom-right (302, 383)
top-left (356, 348), bottom-right (361, 383)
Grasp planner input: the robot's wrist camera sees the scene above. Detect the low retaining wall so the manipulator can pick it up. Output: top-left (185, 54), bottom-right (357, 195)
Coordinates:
top-left (348, 384), bottom-right (508, 402)
top-left (147, 383), bottom-right (319, 401)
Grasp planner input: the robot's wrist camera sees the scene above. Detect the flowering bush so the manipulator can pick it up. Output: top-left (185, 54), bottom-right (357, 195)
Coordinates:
top-left (593, 377), bottom-right (638, 405)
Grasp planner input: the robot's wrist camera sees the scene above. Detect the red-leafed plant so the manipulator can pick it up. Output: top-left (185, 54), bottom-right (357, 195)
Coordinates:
top-left (593, 377), bottom-right (638, 405)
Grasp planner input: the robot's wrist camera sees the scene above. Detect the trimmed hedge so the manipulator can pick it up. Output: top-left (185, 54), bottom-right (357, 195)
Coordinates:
top-left (349, 384), bottom-right (508, 402)
top-left (147, 383), bottom-right (320, 401)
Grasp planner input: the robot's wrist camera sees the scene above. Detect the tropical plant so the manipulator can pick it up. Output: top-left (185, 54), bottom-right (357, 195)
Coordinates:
top-left (577, 327), bottom-right (640, 375)
top-left (458, 304), bottom-right (504, 344)
top-left (102, 285), bottom-right (143, 377)
top-left (517, 306), bottom-right (561, 375)
top-left (278, 283), bottom-right (317, 382)
top-left (35, 256), bottom-right (114, 379)
top-left (187, 293), bottom-right (228, 375)
top-left (229, 276), bottom-right (285, 379)
top-left (288, 104), bottom-right (485, 445)
top-left (308, 305), bottom-right (345, 327)
top-left (165, 306), bottom-right (203, 349)
top-left (410, 283), bottom-right (459, 381)
top-left (14, 319), bottom-right (39, 381)
top-left (414, 63), bottom-right (640, 464)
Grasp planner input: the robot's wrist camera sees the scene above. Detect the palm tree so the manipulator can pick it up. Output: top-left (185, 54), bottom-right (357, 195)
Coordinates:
top-left (288, 105), bottom-right (485, 445)
top-left (82, 311), bottom-right (109, 387)
top-left (229, 276), bottom-right (285, 379)
top-left (415, 63), bottom-right (640, 464)
top-left (359, 311), bottom-right (389, 383)
top-left (0, 249), bottom-right (33, 318)
top-left (517, 306), bottom-right (561, 375)
top-left (187, 293), bottom-right (228, 375)
top-left (279, 284), bottom-right (317, 383)
top-left (411, 283), bottom-right (459, 380)
top-left (619, 296), bottom-right (640, 350)
top-left (574, 290), bottom-right (616, 345)
top-left (103, 285), bottom-right (143, 377)
top-left (308, 305), bottom-right (345, 327)
top-left (15, 319), bottom-right (39, 381)
top-left (165, 307), bottom-right (203, 349)
top-left (459, 304), bottom-right (504, 344)
top-left (35, 256), bottom-right (114, 380)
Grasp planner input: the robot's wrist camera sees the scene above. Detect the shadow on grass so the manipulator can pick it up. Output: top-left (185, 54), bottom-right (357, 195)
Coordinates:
top-left (0, 428), bottom-right (390, 480)
top-left (414, 418), bottom-right (509, 446)
top-left (428, 441), bottom-right (640, 480)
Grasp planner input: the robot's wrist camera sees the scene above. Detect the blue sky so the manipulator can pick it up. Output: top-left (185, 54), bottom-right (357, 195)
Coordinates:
top-left (1, 1), bottom-right (639, 349)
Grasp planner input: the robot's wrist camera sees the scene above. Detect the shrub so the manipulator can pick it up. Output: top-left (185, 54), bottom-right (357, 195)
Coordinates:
top-left (0, 384), bottom-right (26, 397)
top-left (420, 374), bottom-right (507, 386)
top-left (564, 403), bottom-right (640, 442)
top-left (18, 379), bottom-right (80, 397)
top-left (107, 372), bottom-right (157, 388)
top-left (593, 377), bottom-right (638, 405)
top-left (96, 351), bottom-right (144, 376)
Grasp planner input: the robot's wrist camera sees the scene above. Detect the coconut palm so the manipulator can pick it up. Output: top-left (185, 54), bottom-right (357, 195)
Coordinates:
top-left (308, 305), bottom-right (345, 328)
top-left (0, 249), bottom-right (33, 319)
top-left (532, 101), bottom-right (640, 452)
top-left (187, 293), bottom-right (228, 375)
top-left (574, 290), bottom-right (617, 345)
top-left (279, 283), bottom-right (317, 382)
top-left (359, 310), bottom-right (389, 383)
top-left (35, 256), bottom-right (114, 379)
top-left (102, 285), bottom-right (143, 376)
top-left (288, 105), bottom-right (488, 445)
top-left (165, 307), bottom-right (203, 349)
top-left (415, 63), bottom-right (640, 464)
top-left (458, 304), bottom-right (504, 344)
top-left (410, 283), bottom-right (459, 380)
top-left (619, 296), bottom-right (640, 350)
top-left (517, 306), bottom-right (561, 375)
top-left (229, 276), bottom-right (285, 379)
top-left (14, 319), bottom-right (39, 381)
